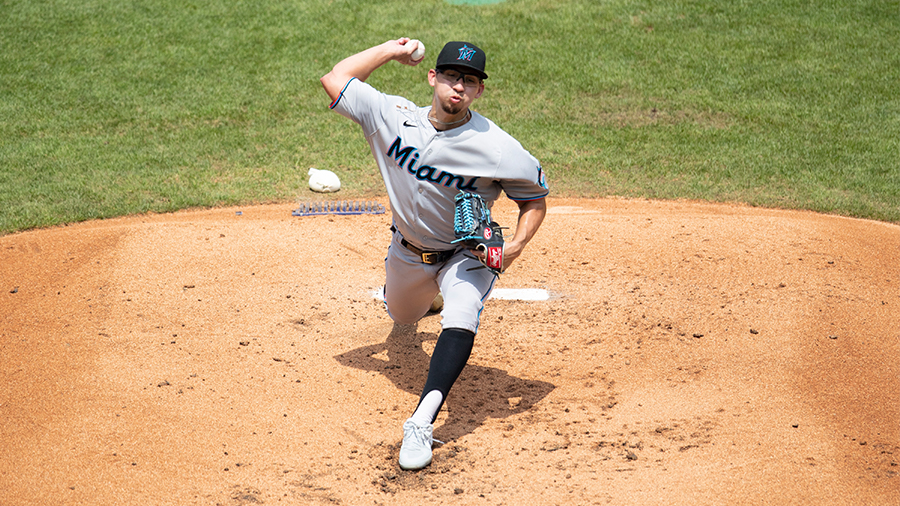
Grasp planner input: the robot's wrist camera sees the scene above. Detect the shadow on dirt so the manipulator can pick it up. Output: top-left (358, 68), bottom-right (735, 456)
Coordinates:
top-left (334, 322), bottom-right (555, 442)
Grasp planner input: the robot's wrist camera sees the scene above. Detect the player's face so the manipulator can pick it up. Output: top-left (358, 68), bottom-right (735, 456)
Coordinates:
top-left (428, 67), bottom-right (484, 115)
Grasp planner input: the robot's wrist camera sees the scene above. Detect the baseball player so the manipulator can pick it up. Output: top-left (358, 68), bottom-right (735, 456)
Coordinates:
top-left (321, 38), bottom-right (549, 470)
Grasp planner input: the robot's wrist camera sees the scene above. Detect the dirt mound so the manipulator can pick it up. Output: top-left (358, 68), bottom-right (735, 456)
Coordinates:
top-left (1, 198), bottom-right (897, 505)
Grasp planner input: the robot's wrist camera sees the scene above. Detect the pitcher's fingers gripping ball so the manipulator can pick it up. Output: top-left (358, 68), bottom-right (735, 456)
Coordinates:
top-left (409, 39), bottom-right (425, 62)
top-left (452, 192), bottom-right (505, 275)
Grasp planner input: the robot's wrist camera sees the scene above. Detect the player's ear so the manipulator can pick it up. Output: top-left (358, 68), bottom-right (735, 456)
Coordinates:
top-left (427, 69), bottom-right (438, 87)
top-left (473, 82), bottom-right (484, 99)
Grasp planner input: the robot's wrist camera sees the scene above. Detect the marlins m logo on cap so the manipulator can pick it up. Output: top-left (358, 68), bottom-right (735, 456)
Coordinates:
top-left (457, 44), bottom-right (477, 61)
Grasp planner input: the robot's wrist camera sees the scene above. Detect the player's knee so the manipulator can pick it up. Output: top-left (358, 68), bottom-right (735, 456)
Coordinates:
top-left (389, 312), bottom-right (420, 325)
top-left (438, 297), bottom-right (484, 334)
top-left (385, 303), bottom-right (426, 325)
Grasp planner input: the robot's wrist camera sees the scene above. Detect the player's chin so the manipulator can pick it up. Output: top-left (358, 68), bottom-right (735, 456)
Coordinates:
top-left (441, 102), bottom-right (464, 115)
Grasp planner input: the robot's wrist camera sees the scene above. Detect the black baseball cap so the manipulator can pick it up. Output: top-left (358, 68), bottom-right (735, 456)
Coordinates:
top-left (435, 41), bottom-right (488, 80)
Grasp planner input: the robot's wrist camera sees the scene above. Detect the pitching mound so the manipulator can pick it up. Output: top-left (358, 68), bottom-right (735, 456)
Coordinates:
top-left (1, 198), bottom-right (897, 505)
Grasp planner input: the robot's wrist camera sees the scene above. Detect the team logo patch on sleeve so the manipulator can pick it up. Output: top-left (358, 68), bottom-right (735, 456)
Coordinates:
top-left (537, 165), bottom-right (548, 189)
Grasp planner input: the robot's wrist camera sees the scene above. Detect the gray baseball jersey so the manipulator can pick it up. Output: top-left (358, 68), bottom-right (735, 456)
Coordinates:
top-left (329, 77), bottom-right (548, 333)
top-left (330, 77), bottom-right (548, 251)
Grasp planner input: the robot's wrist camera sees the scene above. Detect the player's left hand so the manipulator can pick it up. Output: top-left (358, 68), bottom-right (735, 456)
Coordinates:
top-left (453, 192), bottom-right (505, 275)
top-left (485, 198), bottom-right (546, 273)
top-left (469, 240), bottom-right (522, 273)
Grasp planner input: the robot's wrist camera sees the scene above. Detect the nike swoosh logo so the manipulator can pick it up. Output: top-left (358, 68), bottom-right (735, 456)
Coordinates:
top-left (403, 120), bottom-right (416, 127)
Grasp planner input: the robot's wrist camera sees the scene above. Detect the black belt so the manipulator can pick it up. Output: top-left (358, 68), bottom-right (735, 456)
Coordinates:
top-left (392, 226), bottom-right (456, 265)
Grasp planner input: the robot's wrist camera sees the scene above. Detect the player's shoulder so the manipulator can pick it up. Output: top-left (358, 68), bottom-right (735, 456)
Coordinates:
top-left (470, 112), bottom-right (530, 152)
top-left (471, 113), bottom-right (521, 141)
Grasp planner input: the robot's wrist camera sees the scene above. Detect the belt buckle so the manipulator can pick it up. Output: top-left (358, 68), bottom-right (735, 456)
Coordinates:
top-left (421, 252), bottom-right (439, 264)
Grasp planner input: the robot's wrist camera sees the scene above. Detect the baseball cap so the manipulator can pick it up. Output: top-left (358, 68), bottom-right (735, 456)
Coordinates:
top-left (435, 41), bottom-right (488, 80)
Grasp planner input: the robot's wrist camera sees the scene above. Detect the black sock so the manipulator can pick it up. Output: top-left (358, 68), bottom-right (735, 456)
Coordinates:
top-left (416, 328), bottom-right (475, 423)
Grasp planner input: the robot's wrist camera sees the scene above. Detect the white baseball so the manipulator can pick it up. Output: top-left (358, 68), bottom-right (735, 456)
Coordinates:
top-left (410, 40), bottom-right (425, 61)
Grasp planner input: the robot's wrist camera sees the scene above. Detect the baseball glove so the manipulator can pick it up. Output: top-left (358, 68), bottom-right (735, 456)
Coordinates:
top-left (452, 192), bottom-right (505, 275)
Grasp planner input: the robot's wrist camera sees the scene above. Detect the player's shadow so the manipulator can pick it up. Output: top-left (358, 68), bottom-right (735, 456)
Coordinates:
top-left (334, 322), bottom-right (555, 442)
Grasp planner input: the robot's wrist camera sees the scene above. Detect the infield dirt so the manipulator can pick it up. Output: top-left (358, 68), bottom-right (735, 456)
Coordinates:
top-left (1, 197), bottom-right (898, 505)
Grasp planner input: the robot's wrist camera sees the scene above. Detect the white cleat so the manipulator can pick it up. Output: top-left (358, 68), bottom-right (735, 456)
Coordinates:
top-left (398, 419), bottom-right (434, 470)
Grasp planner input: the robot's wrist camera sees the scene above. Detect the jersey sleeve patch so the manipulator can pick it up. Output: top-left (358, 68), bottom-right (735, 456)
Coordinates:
top-left (503, 163), bottom-right (549, 202)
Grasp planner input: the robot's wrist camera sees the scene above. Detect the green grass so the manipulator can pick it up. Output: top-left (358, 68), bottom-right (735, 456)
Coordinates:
top-left (2, 0), bottom-right (898, 234)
